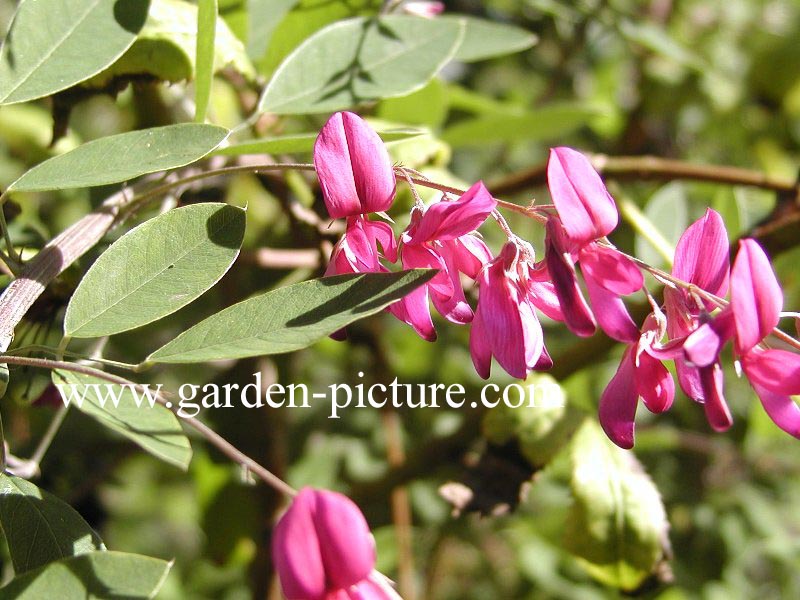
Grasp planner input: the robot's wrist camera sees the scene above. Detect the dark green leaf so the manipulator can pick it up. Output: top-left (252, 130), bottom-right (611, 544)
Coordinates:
top-left (65, 203), bottom-right (245, 338)
top-left (0, 551), bottom-right (171, 599)
top-left (147, 270), bottom-right (436, 364)
top-left (9, 124), bottom-right (228, 192)
top-left (0, 0), bottom-right (150, 105)
top-left (258, 15), bottom-right (464, 115)
top-left (564, 421), bottom-right (670, 591)
top-left (52, 370), bottom-right (192, 470)
top-left (0, 474), bottom-right (104, 574)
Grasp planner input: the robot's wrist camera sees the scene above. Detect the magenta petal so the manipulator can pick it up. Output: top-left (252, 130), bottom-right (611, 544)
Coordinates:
top-left (675, 359), bottom-right (703, 401)
top-left (313, 490), bottom-right (376, 590)
top-left (584, 274), bottom-right (639, 343)
top-left (751, 382), bottom-right (800, 439)
top-left (699, 363), bottom-right (732, 431)
top-left (363, 218), bottom-right (398, 263)
top-left (742, 348), bottom-right (800, 395)
top-left (272, 489), bottom-right (327, 600)
top-left (389, 284), bottom-right (436, 341)
top-left (599, 349), bottom-right (638, 449)
top-left (731, 239), bottom-right (782, 354)
top-left (409, 181), bottom-right (497, 243)
top-left (469, 305), bottom-right (492, 379)
top-left (578, 244), bottom-right (643, 296)
top-left (547, 147), bottom-right (618, 244)
top-left (683, 322), bottom-right (721, 368)
top-left (634, 352), bottom-right (674, 413)
top-left (673, 209), bottom-right (730, 299)
top-left (527, 279), bottom-right (564, 322)
top-left (450, 235), bottom-right (492, 278)
top-left (314, 112), bottom-right (396, 219)
top-left (545, 219), bottom-right (596, 337)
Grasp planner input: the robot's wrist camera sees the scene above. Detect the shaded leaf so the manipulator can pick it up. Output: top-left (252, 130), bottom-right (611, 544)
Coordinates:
top-left (0, 474), bottom-right (104, 574)
top-left (0, 551), bottom-right (170, 599)
top-left (52, 370), bottom-right (192, 470)
top-left (9, 124), bottom-right (228, 192)
top-left (147, 270), bottom-right (436, 364)
top-left (444, 15), bottom-right (537, 62)
top-left (564, 421), bottom-right (671, 591)
top-left (258, 15), bottom-right (464, 115)
top-left (442, 103), bottom-right (603, 147)
top-left (0, 0), bottom-right (150, 105)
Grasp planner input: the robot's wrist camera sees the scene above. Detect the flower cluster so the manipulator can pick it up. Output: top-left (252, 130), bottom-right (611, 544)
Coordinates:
top-left (313, 111), bottom-right (800, 449)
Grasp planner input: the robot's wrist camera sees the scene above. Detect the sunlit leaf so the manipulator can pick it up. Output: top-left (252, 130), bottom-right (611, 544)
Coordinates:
top-left (65, 203), bottom-right (244, 338)
top-left (194, 0), bottom-right (218, 123)
top-left (445, 15), bottom-right (537, 62)
top-left (0, 0), bottom-right (150, 104)
top-left (147, 270), bottom-right (436, 364)
top-left (258, 15), bottom-right (464, 115)
top-left (9, 124), bottom-right (228, 192)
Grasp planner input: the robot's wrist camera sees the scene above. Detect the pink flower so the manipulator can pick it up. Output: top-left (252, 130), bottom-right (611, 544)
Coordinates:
top-left (470, 241), bottom-right (552, 379)
top-left (731, 240), bottom-right (800, 438)
top-left (599, 309), bottom-right (675, 449)
top-left (314, 112), bottom-right (396, 219)
top-left (272, 488), bottom-right (401, 600)
top-left (655, 209), bottom-right (734, 431)
top-left (400, 1), bottom-right (444, 18)
top-left (390, 182), bottom-right (495, 341)
top-left (325, 216), bottom-right (397, 277)
top-left (545, 148), bottom-right (643, 342)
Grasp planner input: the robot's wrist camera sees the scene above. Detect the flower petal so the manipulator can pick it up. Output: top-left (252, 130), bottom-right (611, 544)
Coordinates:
top-left (742, 348), bottom-right (800, 396)
top-left (545, 218), bottom-right (596, 337)
top-left (313, 490), bottom-right (376, 590)
top-left (314, 112), bottom-right (396, 219)
top-left (683, 322), bottom-right (721, 368)
top-left (634, 352), bottom-right (674, 413)
top-left (731, 239), bottom-right (782, 354)
top-left (751, 383), bottom-right (800, 439)
top-left (389, 284), bottom-right (436, 341)
top-left (699, 363), bottom-right (732, 432)
top-left (547, 146), bottom-right (618, 244)
top-left (584, 272), bottom-right (639, 343)
top-left (409, 181), bottom-right (496, 243)
top-left (672, 208), bottom-right (730, 299)
top-left (272, 489), bottom-right (327, 600)
top-left (599, 349), bottom-right (638, 449)
top-left (578, 243), bottom-right (643, 296)
top-left (469, 301), bottom-right (492, 379)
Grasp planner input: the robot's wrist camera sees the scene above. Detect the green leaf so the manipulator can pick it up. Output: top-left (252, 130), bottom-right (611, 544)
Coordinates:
top-left (564, 421), bottom-right (670, 591)
top-left (52, 370), bottom-right (192, 470)
top-left (85, 0), bottom-right (255, 87)
top-left (442, 103), bottom-right (603, 147)
top-left (0, 474), bottom-right (104, 574)
top-left (0, 551), bottom-right (171, 599)
top-left (9, 124), bottom-right (228, 192)
top-left (147, 270), bottom-right (436, 364)
top-left (258, 15), bottom-right (464, 115)
top-left (444, 16), bottom-right (537, 62)
top-left (0, 0), bottom-right (150, 105)
top-left (246, 0), bottom-right (298, 60)
top-left (195, 0), bottom-right (218, 123)
top-left (633, 182), bottom-right (688, 270)
top-left (65, 203), bottom-right (244, 338)
top-left (619, 20), bottom-right (704, 71)
top-left (0, 363), bottom-right (7, 399)
top-left (377, 79), bottom-right (449, 128)
top-left (214, 127), bottom-right (423, 156)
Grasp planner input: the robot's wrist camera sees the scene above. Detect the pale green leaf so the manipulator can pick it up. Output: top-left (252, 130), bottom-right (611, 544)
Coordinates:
top-left (442, 103), bottom-right (603, 147)
top-left (0, 0), bottom-right (150, 104)
top-left (147, 270), bottom-right (436, 364)
top-left (444, 15), bottom-right (537, 62)
top-left (633, 182), bottom-right (688, 270)
top-left (194, 0), bottom-right (218, 123)
top-left (258, 15), bottom-right (464, 115)
top-left (0, 551), bottom-right (171, 599)
top-left (0, 474), bottom-right (104, 574)
top-left (52, 370), bottom-right (192, 470)
top-left (9, 124), bottom-right (228, 192)
top-left (85, 0), bottom-right (255, 88)
top-left (564, 421), bottom-right (670, 591)
top-left (214, 127), bottom-right (423, 156)
top-left (246, 0), bottom-right (298, 60)
top-left (65, 203), bottom-right (244, 338)
top-left (619, 20), bottom-right (704, 71)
